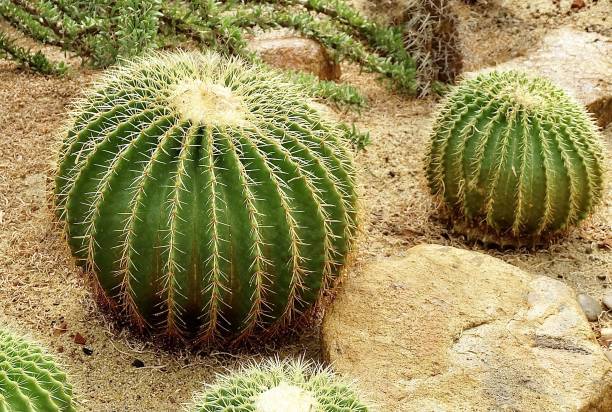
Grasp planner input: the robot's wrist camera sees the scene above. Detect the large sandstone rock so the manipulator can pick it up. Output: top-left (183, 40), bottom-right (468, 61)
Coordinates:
top-left (322, 244), bottom-right (612, 411)
top-left (247, 30), bottom-right (341, 81)
top-left (468, 28), bottom-right (612, 127)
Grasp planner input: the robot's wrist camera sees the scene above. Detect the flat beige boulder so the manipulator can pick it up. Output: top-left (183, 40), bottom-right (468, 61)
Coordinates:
top-left (246, 30), bottom-right (341, 81)
top-left (322, 244), bottom-right (612, 411)
top-left (467, 28), bottom-right (611, 127)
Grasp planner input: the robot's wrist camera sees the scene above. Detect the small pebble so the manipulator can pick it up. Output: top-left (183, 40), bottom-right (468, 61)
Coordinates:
top-left (600, 328), bottom-right (612, 344)
top-left (131, 359), bottom-right (145, 368)
top-left (603, 292), bottom-right (612, 310)
top-left (52, 321), bottom-right (68, 336)
top-left (73, 332), bottom-right (87, 345)
top-left (577, 293), bottom-right (602, 322)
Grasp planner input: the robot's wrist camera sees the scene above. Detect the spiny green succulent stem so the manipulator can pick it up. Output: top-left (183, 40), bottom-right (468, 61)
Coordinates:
top-left (55, 51), bottom-right (358, 344)
top-left (425, 71), bottom-right (605, 246)
top-left (0, 329), bottom-right (77, 412)
top-left (191, 358), bottom-right (369, 411)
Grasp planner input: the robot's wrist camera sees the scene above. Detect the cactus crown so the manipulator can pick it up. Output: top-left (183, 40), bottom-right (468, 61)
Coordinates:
top-left (425, 70), bottom-right (605, 245)
top-left (170, 80), bottom-right (248, 127)
top-left (191, 358), bottom-right (369, 412)
top-left (0, 329), bottom-right (76, 412)
top-left (54, 51), bottom-right (358, 344)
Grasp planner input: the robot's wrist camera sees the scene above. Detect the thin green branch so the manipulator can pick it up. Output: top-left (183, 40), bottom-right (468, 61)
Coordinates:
top-left (0, 29), bottom-right (67, 74)
top-left (0, 0), bottom-right (60, 44)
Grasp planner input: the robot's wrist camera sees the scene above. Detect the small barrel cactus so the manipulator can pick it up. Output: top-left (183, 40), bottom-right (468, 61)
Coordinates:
top-left (191, 358), bottom-right (369, 411)
top-left (425, 71), bottom-right (605, 245)
top-left (54, 51), bottom-right (357, 344)
top-left (0, 329), bottom-right (76, 412)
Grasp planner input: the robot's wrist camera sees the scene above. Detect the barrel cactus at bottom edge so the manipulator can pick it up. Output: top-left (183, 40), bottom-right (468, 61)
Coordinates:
top-left (190, 358), bottom-right (369, 412)
top-left (0, 329), bottom-right (77, 412)
top-left (53, 51), bottom-right (358, 344)
top-left (425, 71), bottom-right (605, 246)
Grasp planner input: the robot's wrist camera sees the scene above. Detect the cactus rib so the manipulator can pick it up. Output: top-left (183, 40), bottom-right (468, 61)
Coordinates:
top-left (54, 51), bottom-right (358, 343)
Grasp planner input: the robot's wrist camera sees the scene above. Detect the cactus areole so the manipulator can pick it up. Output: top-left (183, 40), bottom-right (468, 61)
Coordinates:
top-left (0, 329), bottom-right (77, 412)
top-left (425, 71), bottom-right (604, 246)
top-left (54, 51), bottom-right (358, 344)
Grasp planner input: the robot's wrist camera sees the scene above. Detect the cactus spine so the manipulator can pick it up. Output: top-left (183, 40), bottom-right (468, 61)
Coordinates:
top-left (0, 329), bottom-right (76, 412)
top-left (425, 71), bottom-right (605, 245)
top-left (54, 51), bottom-right (358, 344)
top-left (191, 358), bottom-right (369, 412)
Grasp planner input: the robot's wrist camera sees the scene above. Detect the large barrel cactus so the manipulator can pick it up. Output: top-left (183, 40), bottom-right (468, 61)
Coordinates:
top-left (425, 71), bottom-right (605, 245)
top-left (191, 358), bottom-right (369, 411)
top-left (0, 329), bottom-right (76, 412)
top-left (54, 51), bottom-right (357, 343)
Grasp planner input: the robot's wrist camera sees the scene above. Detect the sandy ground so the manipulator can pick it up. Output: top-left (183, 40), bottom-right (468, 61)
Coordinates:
top-left (0, 1), bottom-right (610, 411)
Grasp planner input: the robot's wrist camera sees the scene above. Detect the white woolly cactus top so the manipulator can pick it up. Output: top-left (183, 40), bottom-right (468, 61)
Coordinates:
top-left (190, 358), bottom-right (370, 411)
top-left (489, 71), bottom-right (575, 116)
top-left (75, 51), bottom-right (297, 128)
top-left (170, 79), bottom-right (249, 127)
top-left (254, 382), bottom-right (318, 412)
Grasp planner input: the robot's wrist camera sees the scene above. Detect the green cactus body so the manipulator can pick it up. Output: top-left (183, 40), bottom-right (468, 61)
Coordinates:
top-left (191, 358), bottom-right (369, 411)
top-left (425, 71), bottom-right (605, 245)
top-left (54, 51), bottom-right (357, 343)
top-left (0, 329), bottom-right (76, 412)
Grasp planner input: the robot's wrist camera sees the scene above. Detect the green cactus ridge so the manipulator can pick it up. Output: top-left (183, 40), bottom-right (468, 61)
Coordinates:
top-left (192, 358), bottom-right (369, 412)
top-left (0, 329), bottom-right (76, 412)
top-left (425, 70), bottom-right (605, 245)
top-left (54, 51), bottom-right (358, 343)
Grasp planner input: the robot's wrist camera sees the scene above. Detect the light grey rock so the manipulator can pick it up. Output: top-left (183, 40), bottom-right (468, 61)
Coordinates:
top-left (578, 293), bottom-right (603, 321)
top-left (603, 291), bottom-right (612, 311)
top-left (601, 328), bottom-right (612, 345)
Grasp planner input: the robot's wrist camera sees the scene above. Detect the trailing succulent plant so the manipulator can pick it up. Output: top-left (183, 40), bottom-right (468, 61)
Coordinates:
top-left (54, 51), bottom-right (358, 344)
top-left (191, 358), bottom-right (369, 412)
top-left (0, 30), bottom-right (67, 75)
top-left (0, 328), bottom-right (77, 412)
top-left (0, 0), bottom-right (453, 106)
top-left (425, 71), bottom-right (605, 246)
